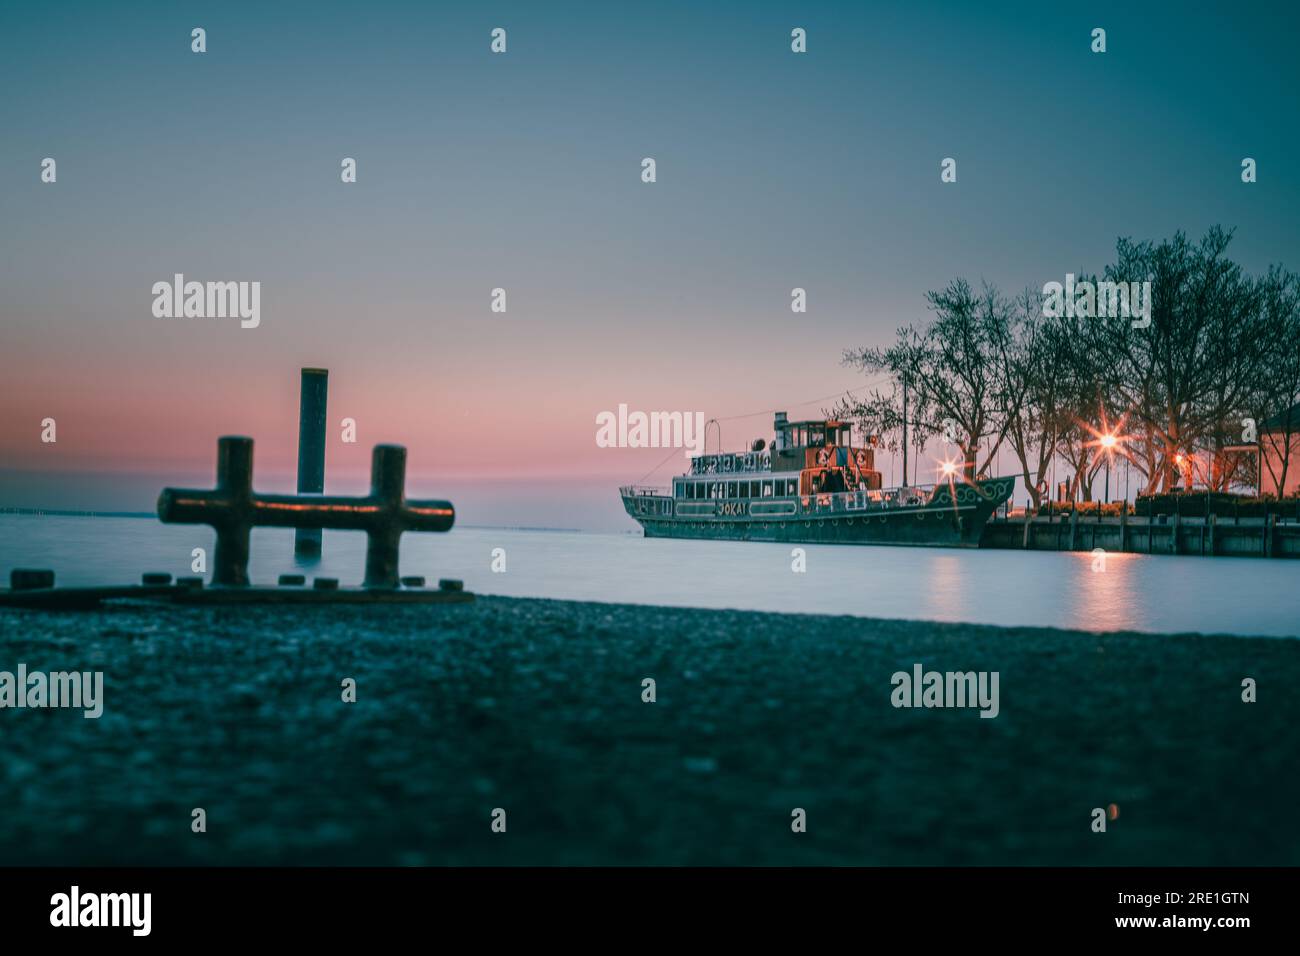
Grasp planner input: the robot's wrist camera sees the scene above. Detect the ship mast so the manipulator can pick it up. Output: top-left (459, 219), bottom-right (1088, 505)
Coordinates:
top-left (901, 377), bottom-right (909, 486)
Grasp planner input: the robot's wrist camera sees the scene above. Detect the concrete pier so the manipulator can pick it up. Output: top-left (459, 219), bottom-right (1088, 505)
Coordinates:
top-left (981, 513), bottom-right (1300, 558)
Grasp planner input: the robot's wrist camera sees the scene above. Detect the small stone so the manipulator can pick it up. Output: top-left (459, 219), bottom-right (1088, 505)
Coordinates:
top-left (142, 572), bottom-right (172, 586)
top-left (313, 577), bottom-right (339, 590)
top-left (278, 574), bottom-right (306, 586)
top-left (175, 577), bottom-right (204, 589)
top-left (10, 569), bottom-right (55, 591)
top-left (438, 578), bottom-right (464, 592)
top-left (400, 576), bottom-right (426, 588)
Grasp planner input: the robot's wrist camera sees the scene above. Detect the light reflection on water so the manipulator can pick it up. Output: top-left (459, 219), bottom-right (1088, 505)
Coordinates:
top-left (1, 515), bottom-right (1297, 637)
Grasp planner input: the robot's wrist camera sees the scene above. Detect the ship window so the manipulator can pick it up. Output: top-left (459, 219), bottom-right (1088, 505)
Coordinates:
top-left (749, 480), bottom-right (759, 497)
top-left (762, 480), bottom-right (773, 497)
top-left (727, 481), bottom-right (738, 498)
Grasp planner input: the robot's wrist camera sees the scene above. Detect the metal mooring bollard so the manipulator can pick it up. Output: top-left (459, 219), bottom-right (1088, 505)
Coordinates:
top-left (157, 436), bottom-right (454, 588)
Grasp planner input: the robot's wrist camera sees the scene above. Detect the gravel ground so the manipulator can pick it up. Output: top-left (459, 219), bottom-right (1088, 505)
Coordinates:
top-left (0, 595), bottom-right (1295, 865)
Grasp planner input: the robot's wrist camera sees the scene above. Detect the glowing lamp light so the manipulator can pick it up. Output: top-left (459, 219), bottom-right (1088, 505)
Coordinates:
top-left (941, 460), bottom-right (958, 477)
top-left (1100, 433), bottom-right (1117, 450)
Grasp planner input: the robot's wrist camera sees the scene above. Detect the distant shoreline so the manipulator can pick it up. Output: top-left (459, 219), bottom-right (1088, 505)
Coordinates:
top-left (0, 509), bottom-right (594, 534)
top-left (0, 507), bottom-right (154, 519)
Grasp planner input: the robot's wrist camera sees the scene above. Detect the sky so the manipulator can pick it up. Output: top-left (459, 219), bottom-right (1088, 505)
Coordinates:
top-left (2, 0), bottom-right (1299, 529)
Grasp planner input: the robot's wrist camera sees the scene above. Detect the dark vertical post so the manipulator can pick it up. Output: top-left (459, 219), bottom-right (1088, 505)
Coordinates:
top-left (364, 445), bottom-right (406, 589)
top-left (215, 436), bottom-right (254, 586)
top-left (295, 368), bottom-right (329, 556)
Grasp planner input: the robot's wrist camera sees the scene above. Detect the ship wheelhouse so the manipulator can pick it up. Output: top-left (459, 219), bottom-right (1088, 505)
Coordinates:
top-left (675, 411), bottom-right (883, 503)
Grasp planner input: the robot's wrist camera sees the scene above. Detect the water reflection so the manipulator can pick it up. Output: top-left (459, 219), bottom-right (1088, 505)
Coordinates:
top-left (1069, 550), bottom-right (1142, 632)
top-left (926, 554), bottom-right (967, 622)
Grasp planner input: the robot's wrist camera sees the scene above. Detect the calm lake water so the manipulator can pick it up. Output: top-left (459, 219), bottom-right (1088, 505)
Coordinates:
top-left (1, 514), bottom-right (1297, 637)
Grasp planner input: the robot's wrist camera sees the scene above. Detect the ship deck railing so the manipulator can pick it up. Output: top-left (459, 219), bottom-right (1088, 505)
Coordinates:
top-left (621, 485), bottom-right (949, 510)
top-left (620, 485), bottom-right (672, 497)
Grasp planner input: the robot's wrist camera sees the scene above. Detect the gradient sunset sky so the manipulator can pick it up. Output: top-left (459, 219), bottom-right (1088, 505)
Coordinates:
top-left (2, 1), bottom-right (1298, 529)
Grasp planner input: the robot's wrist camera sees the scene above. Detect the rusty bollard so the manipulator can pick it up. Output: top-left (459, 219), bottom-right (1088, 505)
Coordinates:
top-left (158, 437), bottom-right (454, 588)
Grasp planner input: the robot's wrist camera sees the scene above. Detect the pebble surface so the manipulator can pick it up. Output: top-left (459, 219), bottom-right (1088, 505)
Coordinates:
top-left (0, 596), bottom-right (1296, 865)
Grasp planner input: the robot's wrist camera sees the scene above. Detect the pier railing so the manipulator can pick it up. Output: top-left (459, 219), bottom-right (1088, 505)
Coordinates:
top-left (981, 508), bottom-right (1299, 558)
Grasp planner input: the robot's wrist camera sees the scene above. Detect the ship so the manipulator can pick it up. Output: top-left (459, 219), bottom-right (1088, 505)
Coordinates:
top-left (620, 412), bottom-right (1015, 547)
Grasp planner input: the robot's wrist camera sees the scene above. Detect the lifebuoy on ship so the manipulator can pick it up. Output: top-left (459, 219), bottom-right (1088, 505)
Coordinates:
top-left (817, 449), bottom-right (830, 465)
top-left (855, 450), bottom-right (867, 468)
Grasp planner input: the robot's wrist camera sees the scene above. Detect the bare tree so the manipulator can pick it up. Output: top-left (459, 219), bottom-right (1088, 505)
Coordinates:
top-left (838, 227), bottom-right (1294, 504)
top-left (995, 290), bottom-right (1079, 507)
top-left (1246, 266), bottom-right (1300, 495)
top-left (1093, 228), bottom-right (1261, 492)
top-left (840, 280), bottom-right (1016, 482)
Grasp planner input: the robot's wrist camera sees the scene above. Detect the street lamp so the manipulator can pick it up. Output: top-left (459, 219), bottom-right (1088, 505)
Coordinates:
top-left (1099, 433), bottom-right (1117, 503)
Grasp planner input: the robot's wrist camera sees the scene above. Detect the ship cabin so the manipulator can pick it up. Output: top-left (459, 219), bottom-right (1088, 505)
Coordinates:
top-left (672, 411), bottom-right (883, 503)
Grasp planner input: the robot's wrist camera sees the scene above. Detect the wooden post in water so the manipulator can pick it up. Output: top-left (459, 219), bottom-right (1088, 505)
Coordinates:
top-left (295, 368), bottom-right (329, 556)
top-left (1208, 512), bottom-right (1216, 556)
top-left (1119, 505), bottom-right (1128, 552)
